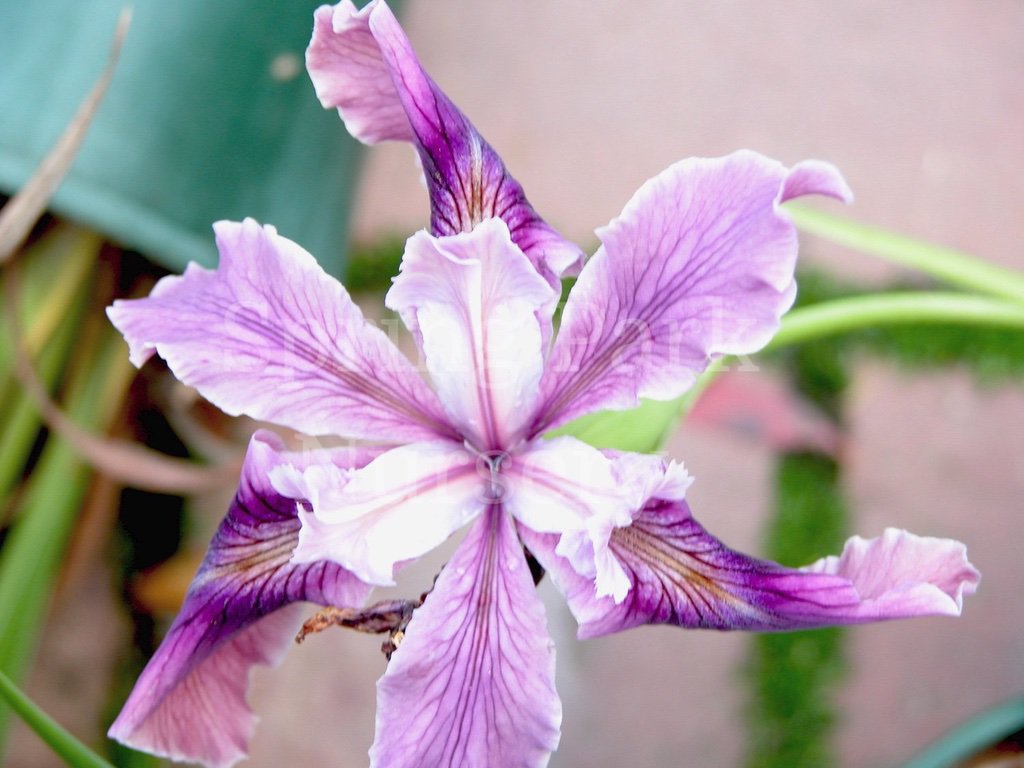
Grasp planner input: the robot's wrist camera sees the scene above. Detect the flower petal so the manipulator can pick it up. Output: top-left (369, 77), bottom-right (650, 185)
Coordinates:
top-left (107, 218), bottom-right (454, 444)
top-left (370, 509), bottom-right (561, 768)
top-left (524, 497), bottom-right (979, 640)
top-left (799, 527), bottom-right (980, 617)
top-left (530, 151), bottom-right (851, 434)
top-left (283, 440), bottom-right (485, 585)
top-left (386, 220), bottom-right (556, 449)
top-left (503, 438), bottom-right (663, 601)
top-left (109, 431), bottom-right (373, 768)
top-left (307, 0), bottom-right (583, 286)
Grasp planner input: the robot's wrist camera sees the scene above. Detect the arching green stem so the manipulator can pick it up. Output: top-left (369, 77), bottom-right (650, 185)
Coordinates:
top-left (560, 291), bottom-right (1024, 451)
top-left (788, 206), bottom-right (1024, 306)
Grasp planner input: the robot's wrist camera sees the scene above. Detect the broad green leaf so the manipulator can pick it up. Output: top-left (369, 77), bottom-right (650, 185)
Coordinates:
top-left (552, 364), bottom-right (720, 453)
top-left (0, 0), bottom-right (363, 276)
top-left (903, 696), bottom-right (1024, 768)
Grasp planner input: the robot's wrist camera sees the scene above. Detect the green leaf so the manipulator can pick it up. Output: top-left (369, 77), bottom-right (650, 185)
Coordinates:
top-left (0, 669), bottom-right (115, 768)
top-left (0, 226), bottom-right (99, 499)
top-left (0, 315), bottom-right (135, 756)
top-left (789, 205), bottom-right (1024, 306)
top-left (903, 696), bottom-right (1024, 768)
top-left (768, 292), bottom-right (1024, 350)
top-left (744, 453), bottom-right (849, 768)
top-left (554, 292), bottom-right (1024, 453)
top-left (0, 0), bottom-right (363, 275)
top-left (549, 396), bottom-right (686, 453)
top-left (0, 272), bottom-right (89, 500)
top-left (0, 224), bottom-right (100, 385)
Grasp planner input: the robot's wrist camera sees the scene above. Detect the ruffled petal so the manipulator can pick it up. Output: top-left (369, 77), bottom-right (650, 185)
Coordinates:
top-left (800, 527), bottom-right (980, 617)
top-left (107, 218), bottom-right (454, 444)
top-left (531, 151), bottom-right (851, 434)
top-left (307, 0), bottom-right (583, 286)
top-left (370, 509), bottom-right (561, 768)
top-left (386, 220), bottom-right (556, 449)
top-left (524, 496), bottom-right (979, 640)
top-left (108, 431), bottom-right (373, 767)
top-left (503, 438), bottom-right (661, 601)
top-left (282, 440), bottom-right (485, 585)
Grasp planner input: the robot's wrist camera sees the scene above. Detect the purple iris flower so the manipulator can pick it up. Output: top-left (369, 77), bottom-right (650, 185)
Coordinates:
top-left (105, 2), bottom-right (980, 766)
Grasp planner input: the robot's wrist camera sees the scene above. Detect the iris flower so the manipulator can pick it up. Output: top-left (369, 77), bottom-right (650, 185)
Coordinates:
top-left (106, 2), bottom-right (980, 766)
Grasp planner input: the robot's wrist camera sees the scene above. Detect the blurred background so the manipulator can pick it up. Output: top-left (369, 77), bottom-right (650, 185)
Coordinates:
top-left (0, 1), bottom-right (1021, 767)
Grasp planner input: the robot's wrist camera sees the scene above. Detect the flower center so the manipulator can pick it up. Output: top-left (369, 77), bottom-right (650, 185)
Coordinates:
top-left (467, 443), bottom-right (511, 504)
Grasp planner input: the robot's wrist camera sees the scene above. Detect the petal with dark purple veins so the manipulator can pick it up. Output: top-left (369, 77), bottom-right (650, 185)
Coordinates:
top-left (386, 220), bottom-right (556, 450)
top-left (370, 508), bottom-right (561, 768)
top-left (531, 151), bottom-right (851, 435)
top-left (502, 437), bottom-right (648, 601)
top-left (523, 498), bottom-right (978, 640)
top-left (307, 0), bottom-right (583, 286)
top-left (108, 431), bottom-right (373, 768)
top-left (108, 218), bottom-right (454, 444)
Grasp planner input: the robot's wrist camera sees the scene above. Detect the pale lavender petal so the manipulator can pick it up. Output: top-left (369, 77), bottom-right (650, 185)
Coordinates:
top-left (371, 509), bottom-right (561, 768)
top-left (503, 437), bottom-right (654, 601)
top-left (306, 1), bottom-right (414, 145)
top-left (307, 0), bottom-right (583, 286)
top-left (781, 159), bottom-right (853, 203)
top-left (283, 440), bottom-right (485, 585)
top-left (109, 431), bottom-right (373, 767)
top-left (531, 151), bottom-right (851, 435)
top-left (107, 218), bottom-right (454, 443)
top-left (385, 220), bottom-right (556, 449)
top-left (800, 528), bottom-right (980, 616)
top-left (523, 499), bottom-right (979, 640)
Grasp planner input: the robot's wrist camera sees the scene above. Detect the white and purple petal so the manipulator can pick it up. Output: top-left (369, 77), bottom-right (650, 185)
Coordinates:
top-left (283, 440), bottom-right (485, 585)
top-left (108, 431), bottom-right (373, 768)
top-left (108, 218), bottom-right (454, 444)
top-left (386, 220), bottom-right (556, 449)
top-left (370, 508), bottom-right (561, 768)
top-left (307, 0), bottom-right (583, 286)
top-left (530, 151), bottom-right (852, 435)
top-left (502, 437), bottom-right (652, 601)
top-left (524, 497), bottom-right (979, 640)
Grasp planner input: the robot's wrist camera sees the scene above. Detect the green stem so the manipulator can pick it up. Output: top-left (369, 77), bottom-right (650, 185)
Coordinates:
top-left (788, 206), bottom-right (1024, 306)
top-left (559, 291), bottom-right (1024, 452)
top-left (768, 292), bottom-right (1024, 350)
top-left (0, 670), bottom-right (114, 768)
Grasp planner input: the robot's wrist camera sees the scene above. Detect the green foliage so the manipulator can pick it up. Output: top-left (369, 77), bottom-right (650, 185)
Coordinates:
top-left (787, 268), bottom-right (1024, 384)
top-left (0, 1), bottom-right (363, 276)
top-left (788, 205), bottom-right (1024, 306)
top-left (0, 670), bottom-right (115, 768)
top-left (344, 237), bottom-right (405, 294)
top-left (0, 228), bottom-right (135, 758)
top-left (766, 454), bottom-right (848, 566)
top-left (743, 265), bottom-right (1024, 768)
top-left (744, 453), bottom-right (849, 768)
top-left (745, 272), bottom-right (855, 768)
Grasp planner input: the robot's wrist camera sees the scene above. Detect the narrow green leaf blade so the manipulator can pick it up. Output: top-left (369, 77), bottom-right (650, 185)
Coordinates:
top-left (768, 292), bottom-right (1024, 350)
top-left (0, 317), bottom-right (135, 756)
top-left (0, 669), bottom-right (115, 768)
top-left (789, 205), bottom-right (1024, 306)
top-left (0, 255), bottom-right (91, 499)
